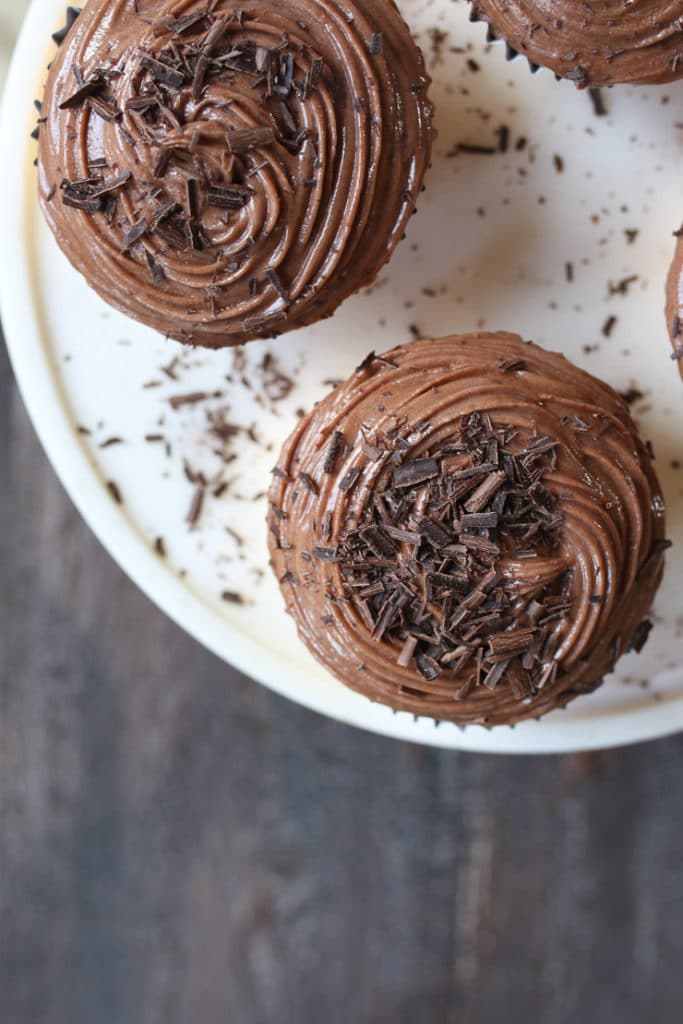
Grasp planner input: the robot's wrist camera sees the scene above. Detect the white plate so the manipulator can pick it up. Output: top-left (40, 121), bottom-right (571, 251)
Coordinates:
top-left (1, 0), bottom-right (682, 754)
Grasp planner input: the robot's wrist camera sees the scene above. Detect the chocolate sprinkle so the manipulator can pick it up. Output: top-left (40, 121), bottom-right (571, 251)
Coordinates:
top-left (588, 87), bottom-right (607, 117)
top-left (186, 483), bottom-right (205, 527)
top-left (602, 315), bottom-right (618, 337)
top-left (107, 480), bottom-right (123, 504)
top-left (608, 274), bottom-right (639, 296)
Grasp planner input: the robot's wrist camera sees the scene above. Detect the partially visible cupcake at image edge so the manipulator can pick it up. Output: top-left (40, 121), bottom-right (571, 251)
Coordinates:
top-left (36, 0), bottom-right (433, 348)
top-left (468, 0), bottom-right (683, 87)
top-left (268, 333), bottom-right (669, 728)
top-left (665, 230), bottom-right (683, 378)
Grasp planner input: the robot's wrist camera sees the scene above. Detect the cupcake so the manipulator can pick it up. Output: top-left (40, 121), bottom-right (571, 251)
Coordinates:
top-left (468, 0), bottom-right (683, 87)
top-left (665, 235), bottom-right (683, 378)
top-left (268, 333), bottom-right (667, 727)
top-left (37, 1), bottom-right (432, 348)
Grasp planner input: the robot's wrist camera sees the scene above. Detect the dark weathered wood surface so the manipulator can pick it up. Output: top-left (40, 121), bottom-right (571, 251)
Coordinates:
top-left (2, 325), bottom-right (683, 1023)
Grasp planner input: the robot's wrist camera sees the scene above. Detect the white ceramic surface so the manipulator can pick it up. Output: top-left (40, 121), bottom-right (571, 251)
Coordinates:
top-left (1, 0), bottom-right (682, 753)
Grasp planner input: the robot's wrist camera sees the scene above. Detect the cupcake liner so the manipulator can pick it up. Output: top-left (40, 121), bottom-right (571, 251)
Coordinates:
top-left (52, 6), bottom-right (81, 47)
top-left (469, 4), bottom-right (546, 77)
top-left (470, 0), bottom-right (683, 87)
top-left (33, 7), bottom-right (82, 142)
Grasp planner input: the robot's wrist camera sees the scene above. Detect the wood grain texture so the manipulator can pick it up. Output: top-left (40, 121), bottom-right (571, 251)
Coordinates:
top-left (2, 326), bottom-right (683, 1024)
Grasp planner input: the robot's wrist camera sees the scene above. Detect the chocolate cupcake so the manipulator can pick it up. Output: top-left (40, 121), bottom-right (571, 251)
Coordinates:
top-left (268, 333), bottom-right (667, 727)
top-left (468, 0), bottom-right (683, 87)
top-left (37, 1), bottom-right (432, 348)
top-left (665, 236), bottom-right (683, 377)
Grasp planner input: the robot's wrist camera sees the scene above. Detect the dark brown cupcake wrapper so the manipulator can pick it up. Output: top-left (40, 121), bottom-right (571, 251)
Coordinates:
top-left (33, 8), bottom-right (82, 143)
top-left (469, 4), bottom-right (544, 76)
top-left (52, 6), bottom-right (81, 47)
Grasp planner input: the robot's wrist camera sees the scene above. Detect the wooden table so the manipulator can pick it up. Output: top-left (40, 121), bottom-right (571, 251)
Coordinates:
top-left (2, 323), bottom-right (683, 1022)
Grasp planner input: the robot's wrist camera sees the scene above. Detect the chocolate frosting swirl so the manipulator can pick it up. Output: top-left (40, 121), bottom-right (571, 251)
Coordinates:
top-left (665, 238), bottom-right (683, 378)
top-left (38, 0), bottom-right (432, 347)
top-left (268, 334), bottom-right (667, 727)
top-left (469, 0), bottom-right (683, 86)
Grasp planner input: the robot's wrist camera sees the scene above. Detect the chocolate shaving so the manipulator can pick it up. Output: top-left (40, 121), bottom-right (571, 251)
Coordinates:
top-left (339, 467), bottom-right (361, 492)
top-left (149, 199), bottom-right (179, 230)
top-left (226, 126), bottom-right (275, 153)
top-left (565, 67), bottom-right (587, 85)
top-left (146, 251), bottom-right (165, 284)
top-left (139, 53), bottom-right (186, 90)
top-left (186, 483), bottom-right (205, 527)
top-left (265, 268), bottom-right (290, 302)
top-left (169, 390), bottom-right (220, 409)
top-left (88, 171), bottom-right (132, 199)
top-left (464, 470), bottom-right (506, 513)
top-left (461, 511), bottom-right (498, 529)
top-left (488, 627), bottom-right (537, 658)
top-left (588, 87), bottom-right (607, 116)
top-left (507, 658), bottom-right (533, 699)
top-left (87, 95), bottom-right (120, 121)
top-left (482, 659), bottom-right (510, 690)
top-left (500, 357), bottom-right (526, 373)
top-left (59, 73), bottom-right (105, 110)
top-left (324, 431), bottom-right (346, 473)
top-left (397, 635), bottom-right (418, 667)
top-left (122, 218), bottom-right (149, 251)
top-left (207, 184), bottom-right (252, 209)
top-left (366, 33), bottom-right (383, 55)
top-left (608, 274), bottom-right (639, 296)
top-left (602, 315), bottom-right (618, 337)
top-left (314, 546), bottom-right (338, 562)
top-left (360, 527), bottom-right (396, 559)
top-left (107, 480), bottom-right (123, 504)
top-left (416, 655), bottom-right (440, 681)
top-left (298, 472), bottom-right (319, 495)
top-left (61, 179), bottom-right (103, 212)
top-left (453, 143), bottom-right (497, 156)
top-left (392, 458), bottom-right (440, 488)
top-left (241, 310), bottom-right (287, 335)
top-left (417, 517), bottom-right (450, 547)
top-left (166, 10), bottom-right (211, 35)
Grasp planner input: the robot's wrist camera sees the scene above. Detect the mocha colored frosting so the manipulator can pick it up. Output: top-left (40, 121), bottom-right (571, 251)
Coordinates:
top-left (268, 333), bottom-right (667, 727)
top-left (665, 237), bottom-right (683, 378)
top-left (38, 0), bottom-right (432, 347)
top-left (469, 0), bottom-right (683, 86)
